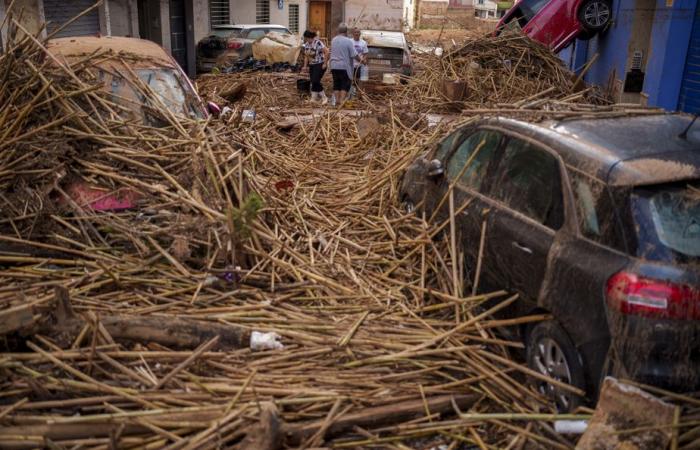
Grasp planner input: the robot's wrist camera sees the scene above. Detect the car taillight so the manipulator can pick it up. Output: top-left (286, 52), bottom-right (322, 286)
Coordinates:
top-left (228, 41), bottom-right (243, 49)
top-left (606, 272), bottom-right (700, 320)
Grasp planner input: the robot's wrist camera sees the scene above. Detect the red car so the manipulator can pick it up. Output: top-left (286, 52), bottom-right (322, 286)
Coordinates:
top-left (495, 0), bottom-right (612, 53)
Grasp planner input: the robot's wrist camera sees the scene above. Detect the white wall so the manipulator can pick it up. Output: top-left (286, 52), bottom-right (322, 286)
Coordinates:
top-left (108, 0), bottom-right (138, 36)
top-left (231, 0), bottom-right (256, 24)
top-left (270, 0), bottom-right (307, 31)
top-left (403, 0), bottom-right (414, 29)
top-left (193, 0), bottom-right (209, 41)
top-left (345, 0), bottom-right (403, 31)
top-left (230, 0), bottom-right (306, 33)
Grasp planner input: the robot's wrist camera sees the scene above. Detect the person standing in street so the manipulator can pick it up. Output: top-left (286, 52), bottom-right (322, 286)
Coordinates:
top-left (301, 29), bottom-right (329, 104)
top-left (329, 23), bottom-right (360, 107)
top-left (350, 27), bottom-right (368, 99)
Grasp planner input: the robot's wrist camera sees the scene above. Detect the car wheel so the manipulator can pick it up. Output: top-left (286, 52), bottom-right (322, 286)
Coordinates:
top-left (526, 321), bottom-right (586, 412)
top-left (578, 0), bottom-right (612, 33)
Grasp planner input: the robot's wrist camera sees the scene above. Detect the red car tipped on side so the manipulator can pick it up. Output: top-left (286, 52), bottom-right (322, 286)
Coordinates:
top-left (495, 0), bottom-right (612, 53)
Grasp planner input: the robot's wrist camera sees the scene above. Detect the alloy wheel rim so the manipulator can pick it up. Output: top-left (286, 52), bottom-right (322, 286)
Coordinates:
top-left (532, 337), bottom-right (573, 411)
top-left (584, 1), bottom-right (610, 28)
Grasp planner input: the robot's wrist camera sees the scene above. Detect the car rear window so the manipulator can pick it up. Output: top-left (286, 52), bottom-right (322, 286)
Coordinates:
top-left (212, 28), bottom-right (243, 38)
top-left (633, 182), bottom-right (700, 259)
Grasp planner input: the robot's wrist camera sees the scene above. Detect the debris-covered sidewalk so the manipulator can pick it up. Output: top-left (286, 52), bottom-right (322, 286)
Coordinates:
top-left (1, 11), bottom-right (700, 450)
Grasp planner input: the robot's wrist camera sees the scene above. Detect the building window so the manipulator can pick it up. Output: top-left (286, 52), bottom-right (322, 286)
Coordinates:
top-left (210, 0), bottom-right (230, 26)
top-left (256, 0), bottom-right (270, 24)
top-left (289, 4), bottom-right (299, 33)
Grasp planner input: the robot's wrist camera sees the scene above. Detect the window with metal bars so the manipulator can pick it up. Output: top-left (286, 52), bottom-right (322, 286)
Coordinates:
top-left (256, 0), bottom-right (270, 24)
top-left (288, 4), bottom-right (299, 33)
top-left (210, 0), bottom-right (231, 26)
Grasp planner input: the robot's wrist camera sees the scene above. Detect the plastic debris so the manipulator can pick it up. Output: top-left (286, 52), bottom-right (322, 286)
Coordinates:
top-left (250, 331), bottom-right (284, 350)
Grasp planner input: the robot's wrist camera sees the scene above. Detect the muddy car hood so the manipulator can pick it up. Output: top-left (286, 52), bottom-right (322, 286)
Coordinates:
top-left (47, 36), bottom-right (177, 69)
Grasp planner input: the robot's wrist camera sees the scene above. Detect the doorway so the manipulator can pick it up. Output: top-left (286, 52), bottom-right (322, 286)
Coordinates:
top-left (309, 1), bottom-right (331, 39)
top-left (169, 0), bottom-right (187, 69)
top-left (137, 0), bottom-right (163, 45)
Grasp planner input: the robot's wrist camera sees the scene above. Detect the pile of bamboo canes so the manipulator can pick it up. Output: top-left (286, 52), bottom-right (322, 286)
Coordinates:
top-left (2, 8), bottom-right (700, 450)
top-left (394, 32), bottom-right (609, 112)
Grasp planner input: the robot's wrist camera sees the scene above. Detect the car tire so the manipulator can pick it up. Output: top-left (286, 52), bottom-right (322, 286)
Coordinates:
top-left (578, 0), bottom-right (612, 33)
top-left (526, 321), bottom-right (586, 412)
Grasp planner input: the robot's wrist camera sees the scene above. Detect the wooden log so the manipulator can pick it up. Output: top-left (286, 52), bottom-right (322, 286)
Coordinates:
top-left (235, 402), bottom-right (282, 450)
top-left (41, 315), bottom-right (251, 351)
top-left (284, 394), bottom-right (478, 445)
top-left (28, 287), bottom-right (251, 350)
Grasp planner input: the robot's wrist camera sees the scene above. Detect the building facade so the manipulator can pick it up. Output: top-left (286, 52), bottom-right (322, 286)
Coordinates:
top-left (559, 0), bottom-right (700, 113)
top-left (474, 0), bottom-right (509, 18)
top-left (0, 0), bottom-right (211, 76)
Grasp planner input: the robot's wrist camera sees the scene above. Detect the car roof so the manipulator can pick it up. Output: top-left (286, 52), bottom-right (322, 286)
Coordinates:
top-left (47, 36), bottom-right (176, 68)
top-left (360, 30), bottom-right (406, 48)
top-left (213, 24), bottom-right (288, 29)
top-left (486, 114), bottom-right (700, 187)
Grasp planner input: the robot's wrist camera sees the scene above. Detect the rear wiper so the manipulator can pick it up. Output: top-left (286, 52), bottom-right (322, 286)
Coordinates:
top-left (679, 114), bottom-right (698, 139)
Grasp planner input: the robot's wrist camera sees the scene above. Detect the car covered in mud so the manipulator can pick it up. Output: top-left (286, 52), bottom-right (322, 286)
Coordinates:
top-left (360, 30), bottom-right (413, 80)
top-left (400, 113), bottom-right (700, 410)
top-left (196, 24), bottom-right (292, 72)
top-left (46, 36), bottom-right (206, 211)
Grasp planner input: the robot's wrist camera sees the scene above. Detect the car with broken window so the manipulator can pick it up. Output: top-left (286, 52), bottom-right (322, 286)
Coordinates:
top-left (400, 114), bottom-right (700, 411)
top-left (495, 0), bottom-right (612, 52)
top-left (360, 30), bottom-right (413, 80)
top-left (196, 24), bottom-right (292, 72)
top-left (46, 36), bottom-right (206, 211)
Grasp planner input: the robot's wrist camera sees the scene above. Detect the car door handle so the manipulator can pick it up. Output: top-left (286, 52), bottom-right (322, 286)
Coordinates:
top-left (512, 241), bottom-right (533, 254)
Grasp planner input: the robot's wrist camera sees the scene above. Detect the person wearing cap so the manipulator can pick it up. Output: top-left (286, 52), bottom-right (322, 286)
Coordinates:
top-left (329, 23), bottom-right (361, 106)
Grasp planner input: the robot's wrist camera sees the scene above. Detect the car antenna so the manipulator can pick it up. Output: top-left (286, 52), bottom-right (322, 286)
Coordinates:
top-left (679, 114), bottom-right (699, 139)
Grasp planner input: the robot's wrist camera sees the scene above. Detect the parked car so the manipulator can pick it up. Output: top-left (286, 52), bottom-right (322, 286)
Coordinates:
top-left (196, 24), bottom-right (292, 72)
top-left (360, 30), bottom-right (413, 80)
top-left (400, 114), bottom-right (700, 411)
top-left (495, 0), bottom-right (612, 52)
top-left (46, 36), bottom-right (207, 211)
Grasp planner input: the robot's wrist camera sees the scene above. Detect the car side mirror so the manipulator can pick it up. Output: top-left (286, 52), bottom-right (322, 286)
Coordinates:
top-left (427, 159), bottom-right (444, 178)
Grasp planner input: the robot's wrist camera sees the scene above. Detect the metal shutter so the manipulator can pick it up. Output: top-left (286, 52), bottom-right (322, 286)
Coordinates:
top-left (44, 0), bottom-right (100, 38)
top-left (679, 3), bottom-right (700, 113)
top-left (210, 0), bottom-right (230, 26)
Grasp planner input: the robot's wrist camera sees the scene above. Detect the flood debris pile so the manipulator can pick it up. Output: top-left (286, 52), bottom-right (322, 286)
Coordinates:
top-left (0, 21), bottom-right (588, 450)
top-left (0, 24), bottom-right (244, 266)
top-left (396, 33), bottom-right (608, 112)
top-left (2, 14), bottom-right (699, 450)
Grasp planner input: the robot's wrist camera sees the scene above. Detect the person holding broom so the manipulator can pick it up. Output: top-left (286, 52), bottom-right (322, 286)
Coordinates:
top-left (301, 29), bottom-right (330, 105)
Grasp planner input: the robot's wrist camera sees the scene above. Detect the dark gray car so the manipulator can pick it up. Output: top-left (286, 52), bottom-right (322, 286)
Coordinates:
top-left (400, 114), bottom-right (700, 411)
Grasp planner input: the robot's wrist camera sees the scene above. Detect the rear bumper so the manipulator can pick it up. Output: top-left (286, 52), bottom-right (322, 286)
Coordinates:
top-left (197, 58), bottom-right (218, 72)
top-left (610, 313), bottom-right (700, 391)
top-left (196, 51), bottom-right (242, 71)
top-left (366, 66), bottom-right (413, 81)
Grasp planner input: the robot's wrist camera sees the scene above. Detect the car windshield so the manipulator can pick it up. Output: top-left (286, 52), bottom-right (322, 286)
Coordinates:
top-left (211, 28), bottom-right (243, 38)
top-left (633, 182), bottom-right (700, 259)
top-left (99, 67), bottom-right (203, 122)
